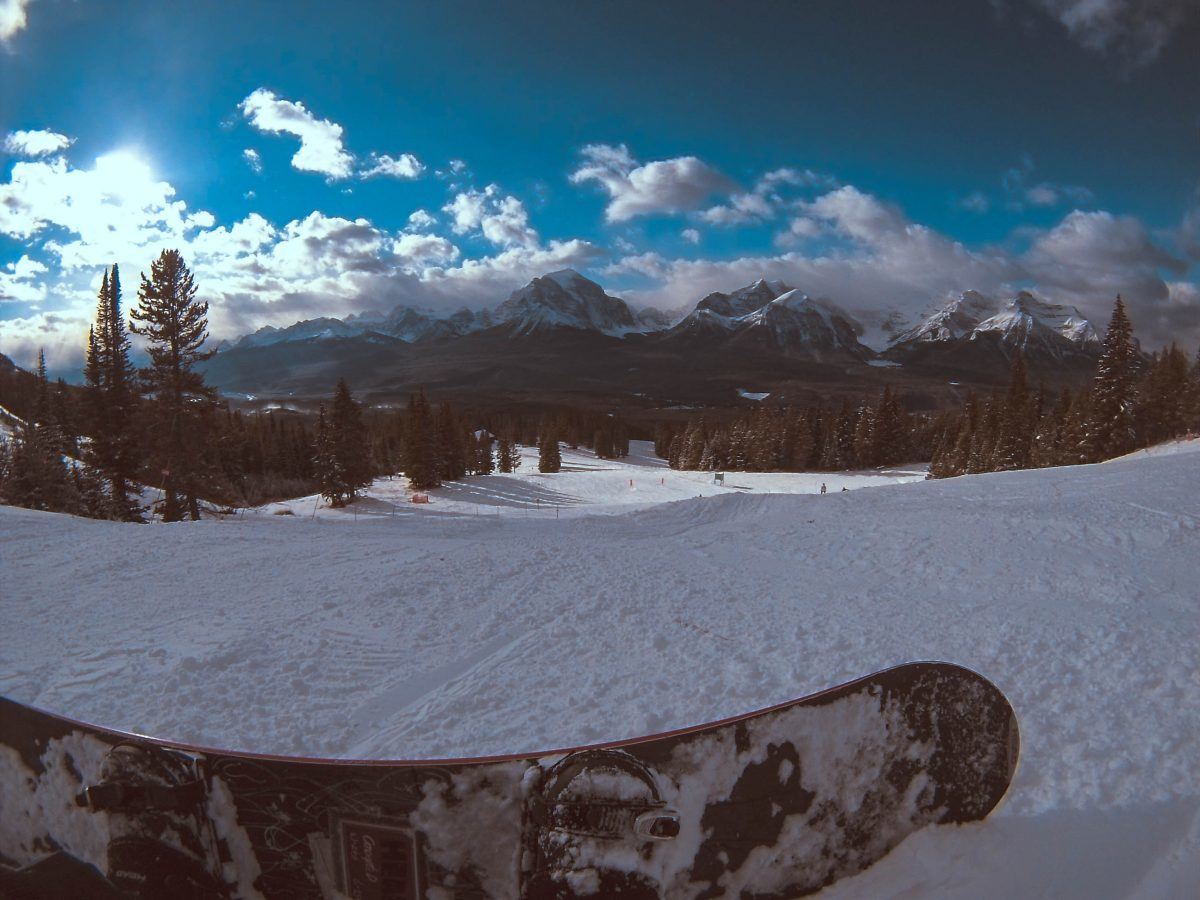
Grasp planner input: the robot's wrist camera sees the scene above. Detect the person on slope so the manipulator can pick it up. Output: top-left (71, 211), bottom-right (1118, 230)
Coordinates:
top-left (820, 483), bottom-right (827, 494)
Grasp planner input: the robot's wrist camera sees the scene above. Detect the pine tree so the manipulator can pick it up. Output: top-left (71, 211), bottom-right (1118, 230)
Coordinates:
top-left (49, 378), bottom-right (77, 456)
top-left (992, 354), bottom-right (1035, 471)
top-left (1188, 346), bottom-right (1200, 433)
top-left (402, 391), bottom-right (439, 489)
top-left (538, 426), bottom-right (562, 473)
top-left (1085, 295), bottom-right (1139, 461)
top-left (130, 250), bottom-right (217, 520)
top-left (0, 354), bottom-right (77, 514)
top-left (329, 379), bottom-right (373, 503)
top-left (496, 429), bottom-right (521, 473)
top-left (475, 432), bottom-right (495, 475)
top-left (84, 266), bottom-right (142, 520)
top-left (312, 404), bottom-right (340, 503)
top-left (1134, 344), bottom-right (1189, 445)
top-left (435, 403), bottom-right (468, 481)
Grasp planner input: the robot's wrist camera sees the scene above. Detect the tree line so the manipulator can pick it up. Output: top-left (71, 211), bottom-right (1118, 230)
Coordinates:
top-left (653, 297), bottom-right (1199, 478)
top-left (929, 296), bottom-right (1200, 476)
top-left (654, 386), bottom-right (934, 472)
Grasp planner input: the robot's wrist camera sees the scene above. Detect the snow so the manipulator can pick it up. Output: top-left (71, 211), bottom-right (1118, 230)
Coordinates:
top-left (971, 293), bottom-right (1099, 347)
top-left (2, 442), bottom-right (1200, 896)
top-left (1105, 436), bottom-right (1200, 463)
top-left (891, 290), bottom-right (1100, 352)
top-left (249, 442), bottom-right (923, 521)
top-left (737, 389), bottom-right (771, 401)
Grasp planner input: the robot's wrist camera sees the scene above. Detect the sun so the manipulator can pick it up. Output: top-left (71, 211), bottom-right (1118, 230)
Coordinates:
top-left (93, 150), bottom-right (157, 204)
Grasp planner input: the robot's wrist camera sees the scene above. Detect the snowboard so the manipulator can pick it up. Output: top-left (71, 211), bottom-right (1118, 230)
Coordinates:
top-left (0, 661), bottom-right (1018, 899)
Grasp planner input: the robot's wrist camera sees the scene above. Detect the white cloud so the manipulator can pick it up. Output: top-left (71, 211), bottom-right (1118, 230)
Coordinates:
top-left (421, 239), bottom-right (602, 295)
top-left (775, 216), bottom-right (822, 246)
top-left (242, 148), bottom-right (263, 174)
top-left (239, 89), bottom-right (355, 179)
top-left (0, 0), bottom-right (33, 41)
top-left (570, 143), bottom-right (734, 222)
top-left (1027, 0), bottom-right (1196, 64)
top-left (0, 142), bottom-right (608, 366)
top-left (4, 129), bottom-right (72, 157)
top-left (1024, 209), bottom-right (1186, 316)
top-left (700, 191), bottom-right (774, 226)
top-left (700, 168), bottom-right (830, 226)
top-left (0, 254), bottom-right (47, 303)
top-left (393, 233), bottom-right (460, 267)
top-left (0, 151), bottom-right (202, 266)
top-left (406, 209), bottom-right (437, 231)
top-left (681, 228), bottom-right (701, 245)
top-left (443, 185), bottom-right (538, 248)
top-left (608, 186), bottom-right (1196, 349)
top-left (0, 308), bottom-right (93, 370)
top-left (361, 152), bottom-right (425, 180)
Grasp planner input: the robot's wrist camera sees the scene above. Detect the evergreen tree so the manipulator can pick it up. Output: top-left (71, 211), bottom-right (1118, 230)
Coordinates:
top-left (1189, 347), bottom-right (1200, 432)
top-left (1085, 295), bottom-right (1139, 461)
top-left (475, 432), bottom-right (495, 475)
top-left (312, 405), bottom-right (341, 504)
top-left (435, 403), bottom-right (468, 481)
top-left (538, 426), bottom-right (562, 473)
top-left (49, 378), bottom-right (78, 456)
top-left (0, 354), bottom-right (77, 513)
top-left (84, 266), bottom-right (142, 520)
top-left (130, 250), bottom-right (217, 520)
top-left (992, 354), bottom-right (1035, 471)
top-left (497, 429), bottom-right (521, 473)
top-left (1134, 344), bottom-right (1190, 445)
top-left (402, 392), bottom-right (439, 489)
top-left (329, 379), bottom-right (373, 504)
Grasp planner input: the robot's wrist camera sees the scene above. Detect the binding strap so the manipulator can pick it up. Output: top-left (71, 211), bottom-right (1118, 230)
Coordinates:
top-left (76, 780), bottom-right (206, 813)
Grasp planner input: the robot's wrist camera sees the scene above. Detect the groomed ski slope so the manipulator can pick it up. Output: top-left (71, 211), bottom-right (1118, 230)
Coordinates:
top-left (2, 440), bottom-right (1199, 897)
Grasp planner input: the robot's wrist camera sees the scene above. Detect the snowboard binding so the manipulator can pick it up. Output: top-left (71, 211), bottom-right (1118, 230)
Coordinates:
top-left (76, 742), bottom-right (229, 899)
top-left (524, 749), bottom-right (679, 898)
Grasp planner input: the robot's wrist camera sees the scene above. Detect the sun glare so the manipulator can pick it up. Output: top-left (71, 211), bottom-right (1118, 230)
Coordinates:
top-left (94, 150), bottom-right (156, 202)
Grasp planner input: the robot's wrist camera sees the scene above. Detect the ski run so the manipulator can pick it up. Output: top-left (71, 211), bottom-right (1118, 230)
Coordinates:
top-left (2, 438), bottom-right (1199, 897)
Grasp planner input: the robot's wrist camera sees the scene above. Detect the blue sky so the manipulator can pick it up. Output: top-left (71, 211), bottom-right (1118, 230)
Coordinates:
top-left (1, 0), bottom-right (1198, 372)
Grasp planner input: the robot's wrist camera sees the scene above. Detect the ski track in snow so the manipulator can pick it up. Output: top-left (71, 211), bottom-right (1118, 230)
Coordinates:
top-left (2, 439), bottom-right (1199, 897)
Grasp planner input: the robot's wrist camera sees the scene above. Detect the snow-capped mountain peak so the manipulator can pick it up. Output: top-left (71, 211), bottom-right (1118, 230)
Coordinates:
top-left (972, 292), bottom-right (1100, 347)
top-left (892, 291), bottom-right (995, 345)
top-left (693, 278), bottom-right (792, 320)
top-left (495, 270), bottom-right (640, 336)
top-left (737, 290), bottom-right (872, 358)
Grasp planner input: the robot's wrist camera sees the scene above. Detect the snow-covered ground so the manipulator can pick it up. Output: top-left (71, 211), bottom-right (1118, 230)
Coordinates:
top-left (250, 442), bottom-right (926, 521)
top-left (2, 439), bottom-right (1199, 897)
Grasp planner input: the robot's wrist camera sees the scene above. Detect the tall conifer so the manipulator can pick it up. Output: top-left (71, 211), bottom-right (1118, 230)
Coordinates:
top-left (130, 250), bottom-right (217, 520)
top-left (1086, 295), bottom-right (1138, 461)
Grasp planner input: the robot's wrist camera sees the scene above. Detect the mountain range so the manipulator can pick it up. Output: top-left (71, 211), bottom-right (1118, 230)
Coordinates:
top-left (203, 270), bottom-right (1103, 407)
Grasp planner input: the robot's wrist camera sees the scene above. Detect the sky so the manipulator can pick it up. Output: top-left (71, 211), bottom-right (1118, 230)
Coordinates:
top-left (1, 0), bottom-right (1199, 374)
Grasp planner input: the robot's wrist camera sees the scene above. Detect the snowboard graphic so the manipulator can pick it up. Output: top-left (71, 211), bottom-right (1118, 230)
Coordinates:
top-left (0, 662), bottom-right (1018, 899)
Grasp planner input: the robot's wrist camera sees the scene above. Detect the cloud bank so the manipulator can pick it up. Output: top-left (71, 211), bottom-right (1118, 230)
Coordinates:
top-left (0, 133), bottom-right (1195, 372)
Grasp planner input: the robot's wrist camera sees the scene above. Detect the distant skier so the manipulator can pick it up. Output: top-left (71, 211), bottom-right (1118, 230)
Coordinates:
top-left (820, 483), bottom-right (827, 494)
top-left (841, 486), bottom-right (848, 492)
